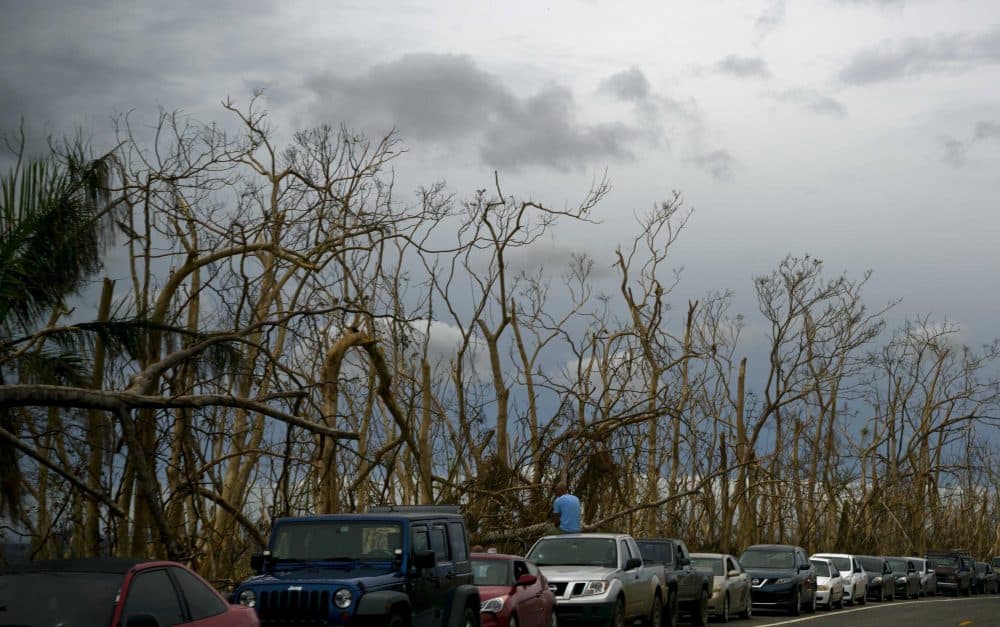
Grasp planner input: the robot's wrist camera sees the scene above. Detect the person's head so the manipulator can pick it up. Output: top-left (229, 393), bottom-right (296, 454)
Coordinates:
top-left (555, 482), bottom-right (568, 496)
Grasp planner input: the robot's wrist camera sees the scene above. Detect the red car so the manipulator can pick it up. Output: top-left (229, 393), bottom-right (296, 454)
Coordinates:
top-left (0, 557), bottom-right (259, 626)
top-left (473, 552), bottom-right (557, 627)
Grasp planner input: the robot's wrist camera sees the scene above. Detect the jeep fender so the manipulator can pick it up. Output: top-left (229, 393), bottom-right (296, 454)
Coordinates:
top-left (355, 590), bottom-right (411, 618)
top-left (443, 584), bottom-right (480, 627)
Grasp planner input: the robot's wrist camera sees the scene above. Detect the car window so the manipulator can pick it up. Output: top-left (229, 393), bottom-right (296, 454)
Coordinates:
top-left (124, 569), bottom-right (185, 627)
top-left (513, 560), bottom-right (530, 580)
top-left (169, 566), bottom-right (226, 621)
top-left (620, 540), bottom-right (632, 564)
top-left (431, 524), bottom-right (451, 563)
top-left (726, 557), bottom-right (737, 573)
top-left (448, 522), bottom-right (468, 562)
top-left (526, 561), bottom-right (540, 576)
top-left (412, 525), bottom-right (429, 553)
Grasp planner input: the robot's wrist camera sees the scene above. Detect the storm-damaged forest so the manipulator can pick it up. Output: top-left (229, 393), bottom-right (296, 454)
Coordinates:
top-left (2, 99), bottom-right (998, 587)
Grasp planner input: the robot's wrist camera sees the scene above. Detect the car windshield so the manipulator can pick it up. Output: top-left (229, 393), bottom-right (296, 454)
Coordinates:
top-left (927, 556), bottom-right (959, 569)
top-left (739, 549), bottom-right (794, 569)
top-left (858, 557), bottom-right (883, 572)
top-left (636, 541), bottom-right (673, 565)
top-left (472, 558), bottom-right (511, 586)
top-left (887, 558), bottom-right (907, 573)
top-left (811, 561), bottom-right (832, 577)
top-left (818, 556), bottom-right (852, 573)
top-left (527, 538), bottom-right (617, 568)
top-left (270, 520), bottom-right (402, 561)
top-left (691, 557), bottom-right (723, 576)
top-left (0, 571), bottom-right (122, 626)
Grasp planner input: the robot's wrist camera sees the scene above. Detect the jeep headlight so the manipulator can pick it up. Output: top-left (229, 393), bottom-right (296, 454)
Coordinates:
top-left (872, 576), bottom-right (882, 584)
top-left (774, 578), bottom-right (793, 585)
top-left (896, 577), bottom-right (906, 583)
top-left (238, 589), bottom-right (256, 608)
top-left (581, 581), bottom-right (609, 596)
top-left (480, 596), bottom-right (507, 613)
top-left (335, 588), bottom-right (353, 609)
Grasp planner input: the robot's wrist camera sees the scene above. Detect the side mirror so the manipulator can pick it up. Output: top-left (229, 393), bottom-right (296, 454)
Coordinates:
top-left (798, 563), bottom-right (810, 571)
top-left (625, 558), bottom-right (642, 571)
top-left (516, 574), bottom-right (538, 587)
top-left (250, 552), bottom-right (265, 573)
top-left (678, 557), bottom-right (691, 567)
top-left (727, 569), bottom-right (740, 578)
top-left (927, 569), bottom-right (935, 574)
top-left (414, 549), bottom-right (437, 569)
top-left (126, 614), bottom-right (160, 627)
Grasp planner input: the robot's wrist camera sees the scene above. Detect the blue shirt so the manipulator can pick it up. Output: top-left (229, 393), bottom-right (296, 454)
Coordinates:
top-left (553, 493), bottom-right (581, 532)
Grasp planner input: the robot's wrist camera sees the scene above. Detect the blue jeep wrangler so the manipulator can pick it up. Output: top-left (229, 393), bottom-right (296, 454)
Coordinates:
top-left (233, 506), bottom-right (480, 627)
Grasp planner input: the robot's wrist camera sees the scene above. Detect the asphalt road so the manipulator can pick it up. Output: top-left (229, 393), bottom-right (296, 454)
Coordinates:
top-left (678, 595), bottom-right (1000, 626)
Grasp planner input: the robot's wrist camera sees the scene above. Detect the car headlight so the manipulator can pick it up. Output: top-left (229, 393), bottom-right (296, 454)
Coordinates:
top-left (818, 585), bottom-right (828, 591)
top-left (335, 588), bottom-right (353, 609)
top-left (713, 585), bottom-right (721, 593)
top-left (774, 578), bottom-right (793, 585)
top-left (480, 596), bottom-right (507, 613)
top-left (238, 589), bottom-right (256, 608)
top-left (872, 577), bottom-right (882, 584)
top-left (896, 577), bottom-right (906, 583)
top-left (581, 581), bottom-right (610, 596)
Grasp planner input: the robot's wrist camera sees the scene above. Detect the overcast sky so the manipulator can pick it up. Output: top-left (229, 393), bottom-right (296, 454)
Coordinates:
top-left (2, 0), bottom-right (999, 348)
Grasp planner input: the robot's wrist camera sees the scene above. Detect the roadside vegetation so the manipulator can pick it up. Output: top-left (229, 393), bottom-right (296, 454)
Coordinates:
top-left (1, 98), bottom-right (998, 585)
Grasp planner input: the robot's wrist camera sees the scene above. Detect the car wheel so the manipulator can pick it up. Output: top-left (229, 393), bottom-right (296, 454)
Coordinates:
top-left (462, 606), bottom-right (478, 627)
top-left (739, 592), bottom-right (752, 620)
top-left (719, 593), bottom-right (730, 623)
top-left (386, 613), bottom-right (407, 627)
top-left (662, 588), bottom-right (678, 627)
top-left (788, 588), bottom-right (801, 617)
top-left (612, 597), bottom-right (626, 627)
top-left (692, 588), bottom-right (709, 626)
top-left (643, 593), bottom-right (662, 627)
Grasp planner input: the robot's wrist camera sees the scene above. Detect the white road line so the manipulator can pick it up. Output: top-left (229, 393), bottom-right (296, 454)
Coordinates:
top-left (753, 597), bottom-right (999, 626)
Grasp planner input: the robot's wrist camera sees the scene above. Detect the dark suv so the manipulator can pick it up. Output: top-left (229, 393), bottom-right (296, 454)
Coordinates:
top-left (233, 505), bottom-right (480, 627)
top-left (739, 544), bottom-right (817, 616)
top-left (925, 551), bottom-right (972, 596)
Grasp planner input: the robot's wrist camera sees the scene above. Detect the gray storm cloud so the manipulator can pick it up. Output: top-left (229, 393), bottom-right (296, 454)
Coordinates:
top-left (775, 89), bottom-right (848, 118)
top-left (840, 28), bottom-right (1000, 84)
top-left (302, 54), bottom-right (653, 171)
top-left (716, 55), bottom-right (772, 79)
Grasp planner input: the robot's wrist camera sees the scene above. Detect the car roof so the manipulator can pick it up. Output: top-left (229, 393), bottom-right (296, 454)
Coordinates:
top-left (690, 552), bottom-right (728, 559)
top-left (471, 552), bottom-right (523, 561)
top-left (537, 533), bottom-right (623, 540)
top-left (743, 544), bottom-right (799, 551)
top-left (0, 558), bottom-right (150, 574)
top-left (811, 553), bottom-right (855, 558)
top-left (274, 512), bottom-right (463, 523)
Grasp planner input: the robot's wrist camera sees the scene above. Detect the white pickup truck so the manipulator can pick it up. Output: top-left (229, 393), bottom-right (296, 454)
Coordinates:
top-left (526, 533), bottom-right (665, 627)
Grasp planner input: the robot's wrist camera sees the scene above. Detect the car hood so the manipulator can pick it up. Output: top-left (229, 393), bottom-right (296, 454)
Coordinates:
top-left (477, 584), bottom-right (515, 600)
top-left (744, 567), bottom-right (799, 580)
top-left (536, 565), bottom-right (618, 581)
top-left (242, 565), bottom-right (400, 587)
top-left (816, 576), bottom-right (839, 585)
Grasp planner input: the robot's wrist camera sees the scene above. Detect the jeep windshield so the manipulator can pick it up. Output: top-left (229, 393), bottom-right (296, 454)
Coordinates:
top-left (270, 520), bottom-right (403, 562)
top-left (739, 549), bottom-right (794, 570)
top-left (927, 555), bottom-right (960, 569)
top-left (0, 570), bottom-right (121, 626)
top-left (527, 537), bottom-right (617, 568)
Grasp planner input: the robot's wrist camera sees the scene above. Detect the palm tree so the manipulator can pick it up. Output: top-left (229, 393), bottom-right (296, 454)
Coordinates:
top-left (0, 140), bottom-right (114, 517)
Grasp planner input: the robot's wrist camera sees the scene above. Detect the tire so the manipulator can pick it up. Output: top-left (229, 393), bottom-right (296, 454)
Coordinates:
top-left (461, 606), bottom-right (478, 627)
top-left (719, 593), bottom-right (730, 623)
top-left (739, 592), bottom-right (752, 620)
top-left (692, 588), bottom-right (709, 626)
top-left (662, 588), bottom-right (678, 627)
top-left (788, 588), bottom-right (801, 617)
top-left (386, 613), bottom-right (406, 627)
top-left (643, 593), bottom-right (662, 627)
top-left (611, 597), bottom-right (626, 627)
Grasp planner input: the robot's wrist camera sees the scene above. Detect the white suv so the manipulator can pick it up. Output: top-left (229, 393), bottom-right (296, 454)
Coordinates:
top-left (810, 553), bottom-right (868, 605)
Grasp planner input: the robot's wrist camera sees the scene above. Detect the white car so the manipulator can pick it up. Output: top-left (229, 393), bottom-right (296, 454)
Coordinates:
top-left (809, 557), bottom-right (845, 610)
top-left (810, 553), bottom-right (867, 605)
top-left (906, 557), bottom-right (938, 596)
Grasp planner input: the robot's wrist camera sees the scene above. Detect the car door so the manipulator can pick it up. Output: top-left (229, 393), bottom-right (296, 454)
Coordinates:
top-left (513, 559), bottom-right (544, 627)
top-left (619, 539), bottom-right (643, 617)
top-left (121, 568), bottom-right (187, 626)
top-left (798, 549), bottom-right (816, 598)
top-left (410, 524), bottom-right (436, 627)
top-left (727, 556), bottom-right (749, 610)
top-left (430, 522), bottom-right (455, 618)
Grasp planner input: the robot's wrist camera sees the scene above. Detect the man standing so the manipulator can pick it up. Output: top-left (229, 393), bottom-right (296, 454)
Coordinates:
top-left (550, 482), bottom-right (581, 534)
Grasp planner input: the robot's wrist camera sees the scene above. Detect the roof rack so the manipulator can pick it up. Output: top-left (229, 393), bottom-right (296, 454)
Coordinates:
top-left (368, 505), bottom-right (461, 514)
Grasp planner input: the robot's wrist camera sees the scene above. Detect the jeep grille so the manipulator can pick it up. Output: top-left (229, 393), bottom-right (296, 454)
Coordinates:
top-left (257, 589), bottom-right (330, 626)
